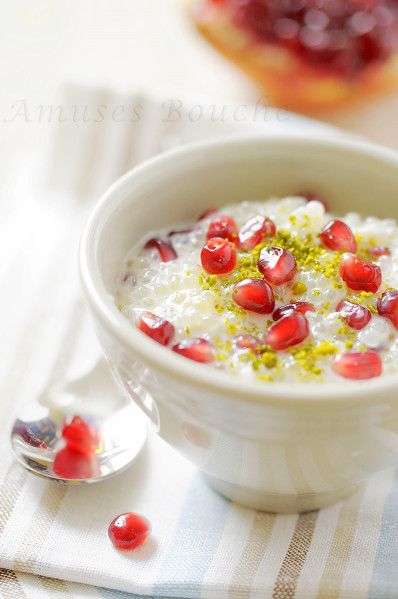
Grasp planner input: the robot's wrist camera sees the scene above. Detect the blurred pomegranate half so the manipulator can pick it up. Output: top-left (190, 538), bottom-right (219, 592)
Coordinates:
top-left (190, 0), bottom-right (398, 112)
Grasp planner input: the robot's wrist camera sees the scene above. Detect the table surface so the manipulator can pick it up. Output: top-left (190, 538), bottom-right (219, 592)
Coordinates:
top-left (1, 0), bottom-right (398, 179)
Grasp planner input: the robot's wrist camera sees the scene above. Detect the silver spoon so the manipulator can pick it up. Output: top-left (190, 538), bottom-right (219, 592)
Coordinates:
top-left (10, 359), bottom-right (147, 483)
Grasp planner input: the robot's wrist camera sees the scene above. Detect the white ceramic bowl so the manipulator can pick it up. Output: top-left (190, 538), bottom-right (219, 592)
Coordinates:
top-left (80, 134), bottom-right (398, 513)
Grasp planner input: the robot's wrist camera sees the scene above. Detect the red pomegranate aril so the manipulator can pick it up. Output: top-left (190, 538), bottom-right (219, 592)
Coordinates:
top-left (206, 215), bottom-right (238, 243)
top-left (144, 238), bottom-right (177, 262)
top-left (235, 334), bottom-right (263, 352)
top-left (108, 513), bottom-right (151, 551)
top-left (265, 312), bottom-right (309, 351)
top-left (201, 237), bottom-right (237, 274)
top-left (172, 338), bottom-right (214, 363)
top-left (333, 351), bottom-right (382, 380)
top-left (377, 291), bottom-right (398, 329)
top-left (336, 299), bottom-right (372, 330)
top-left (298, 191), bottom-right (329, 212)
top-left (238, 215), bottom-right (276, 251)
top-left (320, 220), bottom-right (357, 253)
top-left (62, 416), bottom-right (99, 456)
top-left (138, 312), bottom-right (175, 346)
top-left (370, 246), bottom-right (391, 257)
top-left (53, 447), bottom-right (100, 479)
top-left (198, 207), bottom-right (217, 221)
top-left (273, 301), bottom-right (315, 321)
top-left (232, 278), bottom-right (275, 314)
top-left (258, 246), bottom-right (297, 286)
top-left (339, 254), bottom-right (382, 293)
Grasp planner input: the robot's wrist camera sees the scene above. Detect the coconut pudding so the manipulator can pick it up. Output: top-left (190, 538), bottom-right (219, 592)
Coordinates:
top-left (115, 195), bottom-right (398, 383)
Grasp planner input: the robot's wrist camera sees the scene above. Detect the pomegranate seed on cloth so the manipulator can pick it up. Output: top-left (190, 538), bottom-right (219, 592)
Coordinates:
top-left (206, 215), bottom-right (238, 243)
top-left (232, 278), bottom-right (275, 314)
top-left (201, 237), bottom-right (237, 274)
top-left (144, 238), bottom-right (177, 262)
top-left (377, 291), bottom-right (398, 329)
top-left (138, 312), bottom-right (175, 346)
top-left (258, 246), bottom-right (297, 286)
top-left (172, 338), bottom-right (214, 363)
top-left (339, 254), bottom-right (382, 293)
top-left (333, 351), bottom-right (382, 380)
top-left (337, 299), bottom-right (372, 330)
top-left (320, 220), bottom-right (357, 253)
top-left (238, 215), bottom-right (276, 251)
top-left (62, 416), bottom-right (99, 456)
top-left (265, 312), bottom-right (309, 351)
top-left (273, 301), bottom-right (315, 321)
top-left (108, 513), bottom-right (151, 551)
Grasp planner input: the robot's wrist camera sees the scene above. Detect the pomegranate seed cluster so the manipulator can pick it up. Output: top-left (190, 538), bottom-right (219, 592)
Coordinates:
top-left (116, 196), bottom-right (398, 383)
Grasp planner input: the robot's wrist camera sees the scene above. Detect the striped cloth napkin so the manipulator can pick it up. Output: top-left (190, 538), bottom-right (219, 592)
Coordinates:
top-left (1, 85), bottom-right (398, 599)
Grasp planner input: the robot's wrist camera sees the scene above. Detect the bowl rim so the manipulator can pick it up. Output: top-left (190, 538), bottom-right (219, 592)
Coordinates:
top-left (79, 133), bottom-right (398, 404)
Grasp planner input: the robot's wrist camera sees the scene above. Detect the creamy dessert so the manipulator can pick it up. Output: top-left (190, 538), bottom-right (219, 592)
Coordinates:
top-left (116, 196), bottom-right (398, 382)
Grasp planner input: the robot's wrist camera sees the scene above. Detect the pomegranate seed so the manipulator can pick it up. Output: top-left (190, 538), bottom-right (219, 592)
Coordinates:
top-left (201, 237), bottom-right (237, 274)
top-left (333, 351), bottom-right (382, 380)
top-left (336, 299), bottom-right (372, 330)
top-left (377, 291), bottom-right (398, 329)
top-left (206, 215), bottom-right (238, 243)
top-left (108, 513), bottom-right (151, 551)
top-left (298, 191), bottom-right (329, 211)
top-left (232, 278), bottom-right (275, 314)
top-left (235, 334), bottom-right (263, 352)
top-left (144, 238), bottom-right (177, 262)
top-left (62, 416), bottom-right (99, 456)
top-left (238, 215), bottom-right (276, 251)
top-left (53, 447), bottom-right (100, 479)
top-left (138, 312), bottom-right (175, 346)
top-left (258, 246), bottom-right (297, 286)
top-left (198, 207), bottom-right (217, 221)
top-left (339, 254), bottom-right (382, 293)
top-left (265, 312), bottom-right (309, 350)
top-left (320, 220), bottom-right (357, 253)
top-left (172, 338), bottom-right (214, 363)
top-left (370, 246), bottom-right (391, 257)
top-left (273, 301), bottom-right (315, 321)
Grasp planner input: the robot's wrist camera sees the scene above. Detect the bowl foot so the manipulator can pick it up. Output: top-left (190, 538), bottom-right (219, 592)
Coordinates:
top-left (203, 473), bottom-right (359, 513)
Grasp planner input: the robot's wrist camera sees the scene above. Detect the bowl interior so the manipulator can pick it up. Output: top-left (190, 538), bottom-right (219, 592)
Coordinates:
top-left (94, 136), bottom-right (398, 291)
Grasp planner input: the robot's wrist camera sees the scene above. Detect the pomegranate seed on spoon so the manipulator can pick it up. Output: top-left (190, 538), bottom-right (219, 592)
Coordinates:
top-left (198, 207), bottom-right (217, 221)
top-left (206, 215), bottom-right (238, 243)
top-left (238, 215), bottom-right (276, 251)
top-left (273, 301), bottom-right (315, 321)
top-left (53, 447), bottom-right (100, 479)
top-left (108, 513), bottom-right (151, 551)
top-left (336, 299), bottom-right (372, 330)
top-left (333, 351), bottom-right (382, 380)
top-left (201, 237), bottom-right (237, 274)
top-left (235, 334), bottom-right (263, 352)
top-left (339, 254), bottom-right (382, 293)
top-left (62, 416), bottom-right (99, 456)
top-left (138, 312), bottom-right (175, 346)
top-left (144, 238), bottom-right (177, 262)
top-left (298, 191), bottom-right (329, 212)
top-left (320, 220), bottom-right (357, 253)
top-left (377, 291), bottom-right (398, 329)
top-left (258, 246), bottom-right (297, 286)
top-left (370, 246), bottom-right (391, 257)
top-left (232, 278), bottom-right (275, 314)
top-left (265, 312), bottom-right (309, 351)
top-left (172, 338), bottom-right (214, 363)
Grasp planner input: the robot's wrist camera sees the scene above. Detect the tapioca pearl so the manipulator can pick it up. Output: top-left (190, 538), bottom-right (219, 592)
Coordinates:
top-left (275, 197), bottom-right (307, 214)
top-left (358, 315), bottom-right (395, 351)
top-left (310, 313), bottom-right (341, 341)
